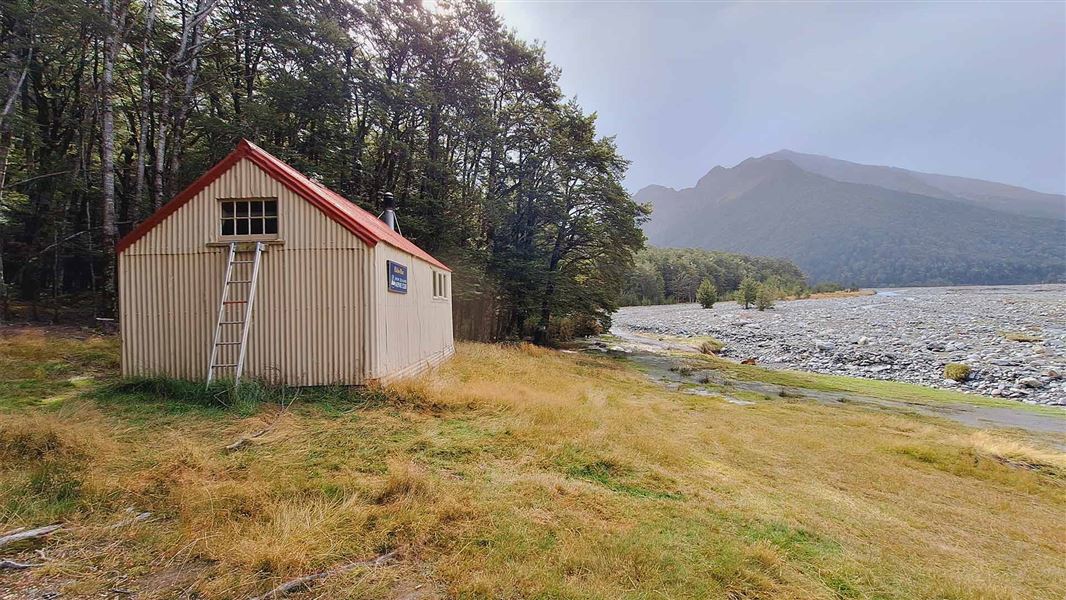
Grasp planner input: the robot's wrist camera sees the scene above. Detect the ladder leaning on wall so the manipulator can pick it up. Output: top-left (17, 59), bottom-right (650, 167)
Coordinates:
top-left (206, 242), bottom-right (265, 386)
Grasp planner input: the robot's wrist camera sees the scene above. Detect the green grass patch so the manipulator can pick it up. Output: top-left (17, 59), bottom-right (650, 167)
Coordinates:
top-left (91, 376), bottom-right (268, 418)
top-left (685, 352), bottom-right (1063, 415)
top-left (0, 333), bottom-right (118, 408)
top-left (742, 520), bottom-right (842, 562)
top-left (556, 446), bottom-right (682, 500)
top-left (892, 444), bottom-right (1063, 495)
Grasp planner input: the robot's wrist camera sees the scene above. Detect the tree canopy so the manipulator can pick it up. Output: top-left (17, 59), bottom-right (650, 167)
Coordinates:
top-left (621, 247), bottom-right (807, 306)
top-left (0, 0), bottom-right (647, 341)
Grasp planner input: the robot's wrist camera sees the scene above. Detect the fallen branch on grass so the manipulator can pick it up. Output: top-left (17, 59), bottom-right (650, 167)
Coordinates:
top-left (0, 525), bottom-right (62, 549)
top-left (0, 511), bottom-right (151, 551)
top-left (104, 511), bottom-right (152, 529)
top-left (248, 549), bottom-right (400, 600)
top-left (0, 558), bottom-right (43, 570)
top-left (225, 392), bottom-right (299, 453)
top-left (224, 428), bottom-right (269, 452)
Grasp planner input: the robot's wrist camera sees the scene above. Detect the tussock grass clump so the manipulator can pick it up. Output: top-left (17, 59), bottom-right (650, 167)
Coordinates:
top-left (377, 458), bottom-right (433, 504)
top-left (0, 409), bottom-right (121, 523)
top-left (0, 416), bottom-right (88, 463)
top-left (943, 363), bottom-right (971, 382)
top-left (698, 339), bottom-right (724, 355)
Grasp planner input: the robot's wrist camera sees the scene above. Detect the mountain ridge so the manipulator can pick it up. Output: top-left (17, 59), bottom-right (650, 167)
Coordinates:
top-left (636, 152), bottom-right (1065, 286)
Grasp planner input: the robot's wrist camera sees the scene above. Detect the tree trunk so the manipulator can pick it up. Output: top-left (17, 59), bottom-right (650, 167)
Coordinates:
top-left (534, 220), bottom-right (567, 345)
top-left (134, 0), bottom-right (156, 217)
top-left (0, 127), bottom-right (12, 322)
top-left (99, 0), bottom-right (126, 318)
top-left (1, 45), bottom-right (33, 322)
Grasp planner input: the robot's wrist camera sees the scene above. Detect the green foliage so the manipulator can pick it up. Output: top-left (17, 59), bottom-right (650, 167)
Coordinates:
top-left (0, 0), bottom-right (646, 344)
top-left (696, 279), bottom-right (718, 309)
top-left (621, 247), bottom-right (806, 306)
top-left (755, 285), bottom-right (775, 311)
top-left (943, 363), bottom-right (971, 382)
top-left (738, 278), bottom-right (759, 310)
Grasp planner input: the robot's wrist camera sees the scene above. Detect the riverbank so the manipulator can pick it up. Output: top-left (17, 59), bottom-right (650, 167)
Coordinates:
top-left (612, 284), bottom-right (1066, 406)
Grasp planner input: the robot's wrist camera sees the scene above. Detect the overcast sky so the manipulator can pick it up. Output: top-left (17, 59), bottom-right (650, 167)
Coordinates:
top-left (492, 1), bottom-right (1066, 195)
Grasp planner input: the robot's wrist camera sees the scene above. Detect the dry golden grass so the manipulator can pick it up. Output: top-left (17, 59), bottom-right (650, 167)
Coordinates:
top-left (0, 332), bottom-right (1064, 599)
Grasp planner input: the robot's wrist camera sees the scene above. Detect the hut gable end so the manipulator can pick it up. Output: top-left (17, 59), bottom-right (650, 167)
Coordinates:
top-left (118, 140), bottom-right (449, 271)
top-left (120, 157), bottom-right (366, 255)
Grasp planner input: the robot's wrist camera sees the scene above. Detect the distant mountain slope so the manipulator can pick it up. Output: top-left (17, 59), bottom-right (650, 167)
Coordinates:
top-left (766, 150), bottom-right (1065, 220)
top-left (637, 156), bottom-right (1065, 286)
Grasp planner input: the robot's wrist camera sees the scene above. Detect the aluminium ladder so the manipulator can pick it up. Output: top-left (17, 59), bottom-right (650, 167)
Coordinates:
top-left (206, 242), bottom-right (265, 386)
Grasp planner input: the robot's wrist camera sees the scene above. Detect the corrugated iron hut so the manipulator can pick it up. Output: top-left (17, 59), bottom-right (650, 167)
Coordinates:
top-left (117, 140), bottom-right (454, 386)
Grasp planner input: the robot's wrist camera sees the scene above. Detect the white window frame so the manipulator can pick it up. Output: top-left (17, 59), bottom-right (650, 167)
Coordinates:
top-left (432, 271), bottom-right (449, 300)
top-left (219, 198), bottom-right (279, 240)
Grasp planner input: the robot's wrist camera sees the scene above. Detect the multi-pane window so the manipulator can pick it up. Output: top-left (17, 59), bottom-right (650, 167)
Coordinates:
top-left (221, 199), bottom-right (278, 237)
top-left (433, 271), bottom-right (449, 299)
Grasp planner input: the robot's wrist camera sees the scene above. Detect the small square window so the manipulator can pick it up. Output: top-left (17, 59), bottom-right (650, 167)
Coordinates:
top-left (220, 199), bottom-right (279, 238)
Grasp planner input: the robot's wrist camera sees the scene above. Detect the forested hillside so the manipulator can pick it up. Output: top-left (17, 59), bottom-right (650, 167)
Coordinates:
top-left (638, 156), bottom-right (1065, 287)
top-left (0, 0), bottom-right (646, 342)
top-left (622, 247), bottom-right (806, 305)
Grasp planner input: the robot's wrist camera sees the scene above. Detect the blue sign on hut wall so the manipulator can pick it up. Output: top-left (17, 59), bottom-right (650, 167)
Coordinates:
top-left (387, 260), bottom-right (408, 294)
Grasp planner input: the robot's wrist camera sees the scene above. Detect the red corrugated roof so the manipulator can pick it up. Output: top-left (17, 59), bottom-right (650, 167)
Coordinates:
top-left (116, 139), bottom-right (450, 271)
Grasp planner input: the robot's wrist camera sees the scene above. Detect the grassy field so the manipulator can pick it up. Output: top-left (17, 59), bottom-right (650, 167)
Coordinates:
top-left (1, 328), bottom-right (1064, 599)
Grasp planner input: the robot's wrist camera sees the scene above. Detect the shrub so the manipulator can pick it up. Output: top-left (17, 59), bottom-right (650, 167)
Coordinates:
top-left (944, 363), bottom-right (971, 382)
top-left (755, 286), bottom-right (775, 311)
top-left (696, 279), bottom-right (718, 309)
top-left (738, 278), bottom-right (758, 309)
top-left (698, 339), bottom-right (724, 355)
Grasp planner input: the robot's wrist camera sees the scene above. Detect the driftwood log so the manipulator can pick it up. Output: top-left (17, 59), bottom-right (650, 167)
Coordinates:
top-left (0, 511), bottom-right (149, 551)
top-left (0, 558), bottom-right (43, 570)
top-left (0, 525), bottom-right (62, 549)
top-left (249, 549), bottom-right (400, 600)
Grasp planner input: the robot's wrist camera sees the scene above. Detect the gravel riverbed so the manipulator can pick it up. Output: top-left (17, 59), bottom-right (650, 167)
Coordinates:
top-left (612, 285), bottom-right (1066, 406)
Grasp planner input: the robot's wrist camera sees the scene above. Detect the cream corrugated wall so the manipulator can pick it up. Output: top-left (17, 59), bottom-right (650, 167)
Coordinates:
top-left (119, 158), bottom-right (372, 385)
top-left (371, 244), bottom-right (455, 382)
